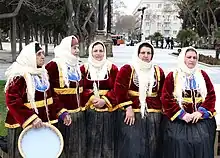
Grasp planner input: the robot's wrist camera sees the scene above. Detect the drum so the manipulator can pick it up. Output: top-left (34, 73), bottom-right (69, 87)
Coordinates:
top-left (18, 123), bottom-right (64, 158)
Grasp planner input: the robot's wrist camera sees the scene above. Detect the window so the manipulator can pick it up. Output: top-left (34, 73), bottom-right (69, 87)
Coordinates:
top-left (157, 23), bottom-right (162, 27)
top-left (164, 4), bottom-right (171, 8)
top-left (173, 30), bottom-right (177, 34)
top-left (146, 22), bottom-right (150, 26)
top-left (146, 30), bottom-right (150, 35)
top-left (164, 30), bottom-right (170, 34)
top-left (157, 30), bottom-right (161, 33)
top-left (158, 4), bottom-right (162, 8)
top-left (164, 22), bottom-right (170, 27)
top-left (145, 15), bottom-right (150, 20)
top-left (157, 15), bottom-right (160, 20)
top-left (173, 16), bottom-right (178, 20)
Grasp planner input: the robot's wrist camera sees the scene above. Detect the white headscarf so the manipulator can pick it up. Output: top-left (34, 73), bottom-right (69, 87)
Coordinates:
top-left (174, 46), bottom-right (207, 107)
top-left (132, 41), bottom-right (155, 118)
top-left (51, 35), bottom-right (80, 87)
top-left (5, 41), bottom-right (47, 114)
top-left (87, 40), bottom-right (110, 80)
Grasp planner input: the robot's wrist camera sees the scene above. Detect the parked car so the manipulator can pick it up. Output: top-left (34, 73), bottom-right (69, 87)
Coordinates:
top-left (126, 39), bottom-right (135, 46)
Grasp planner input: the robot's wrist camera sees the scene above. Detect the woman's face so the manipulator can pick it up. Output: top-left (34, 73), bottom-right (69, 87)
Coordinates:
top-left (92, 44), bottom-right (104, 61)
top-left (138, 46), bottom-right (152, 63)
top-left (71, 45), bottom-right (79, 56)
top-left (184, 50), bottom-right (197, 69)
top-left (36, 50), bottom-right (45, 67)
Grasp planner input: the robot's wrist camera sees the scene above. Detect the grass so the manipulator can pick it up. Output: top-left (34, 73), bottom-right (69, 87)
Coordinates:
top-left (0, 80), bottom-right (7, 136)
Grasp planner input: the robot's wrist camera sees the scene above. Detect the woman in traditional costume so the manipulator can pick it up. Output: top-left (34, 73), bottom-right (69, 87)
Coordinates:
top-left (46, 36), bottom-right (85, 158)
top-left (161, 47), bottom-right (216, 158)
top-left (114, 41), bottom-right (165, 158)
top-left (5, 42), bottom-right (71, 158)
top-left (81, 40), bottom-right (118, 158)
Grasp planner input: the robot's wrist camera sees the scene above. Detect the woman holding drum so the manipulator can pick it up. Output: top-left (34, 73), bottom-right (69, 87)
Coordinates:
top-left (4, 42), bottom-right (71, 158)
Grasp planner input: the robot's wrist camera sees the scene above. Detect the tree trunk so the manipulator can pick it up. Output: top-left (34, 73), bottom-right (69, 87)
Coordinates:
top-left (18, 22), bottom-right (23, 52)
top-left (34, 25), bottom-right (39, 42)
top-left (0, 30), bottom-right (3, 50)
top-left (49, 31), bottom-right (52, 44)
top-left (64, 0), bottom-right (77, 35)
top-left (206, 10), bottom-right (210, 32)
top-left (53, 30), bottom-right (59, 47)
top-left (44, 28), bottom-right (49, 56)
top-left (79, 40), bottom-right (87, 57)
top-left (216, 49), bottom-right (220, 59)
top-left (199, 11), bottom-right (210, 36)
top-left (75, 0), bottom-right (85, 57)
top-left (40, 28), bottom-right (43, 45)
top-left (11, 17), bottom-right (17, 62)
top-left (24, 23), bottom-right (30, 45)
top-left (208, 1), bottom-right (218, 31)
top-left (30, 28), bottom-right (34, 42)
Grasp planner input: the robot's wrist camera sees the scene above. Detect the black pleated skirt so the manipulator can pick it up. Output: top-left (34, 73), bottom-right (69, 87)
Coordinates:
top-left (7, 128), bottom-right (23, 158)
top-left (162, 117), bottom-right (216, 158)
top-left (86, 109), bottom-right (116, 158)
top-left (58, 111), bottom-right (86, 158)
top-left (116, 111), bottom-right (162, 158)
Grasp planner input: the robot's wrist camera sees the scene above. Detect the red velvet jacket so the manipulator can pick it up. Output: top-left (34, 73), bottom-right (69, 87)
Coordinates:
top-left (114, 64), bottom-right (165, 112)
top-left (161, 70), bottom-right (216, 121)
top-left (80, 63), bottom-right (118, 112)
top-left (46, 61), bottom-right (84, 113)
top-left (5, 76), bottom-right (66, 129)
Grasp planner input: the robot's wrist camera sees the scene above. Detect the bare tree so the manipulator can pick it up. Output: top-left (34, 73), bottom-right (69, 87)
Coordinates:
top-left (115, 15), bottom-right (136, 34)
top-left (0, 0), bottom-right (24, 62)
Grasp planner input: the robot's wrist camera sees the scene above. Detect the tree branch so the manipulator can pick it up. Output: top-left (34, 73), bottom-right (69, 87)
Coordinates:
top-left (199, 11), bottom-right (210, 36)
top-left (0, 0), bottom-right (24, 19)
top-left (82, 8), bottom-right (95, 29)
top-left (208, 1), bottom-right (218, 31)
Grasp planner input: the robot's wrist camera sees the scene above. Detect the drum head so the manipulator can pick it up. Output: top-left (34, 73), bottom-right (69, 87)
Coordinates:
top-left (18, 123), bottom-right (63, 158)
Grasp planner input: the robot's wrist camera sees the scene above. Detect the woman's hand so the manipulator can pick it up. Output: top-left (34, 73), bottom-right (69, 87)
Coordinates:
top-left (32, 118), bottom-right (43, 128)
top-left (124, 106), bottom-right (135, 126)
top-left (92, 98), bottom-right (106, 108)
top-left (182, 113), bottom-right (193, 123)
top-left (63, 114), bottom-right (72, 126)
top-left (191, 111), bottom-right (202, 123)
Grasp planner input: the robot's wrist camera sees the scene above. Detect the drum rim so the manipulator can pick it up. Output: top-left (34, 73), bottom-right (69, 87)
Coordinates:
top-left (18, 123), bottom-right (64, 158)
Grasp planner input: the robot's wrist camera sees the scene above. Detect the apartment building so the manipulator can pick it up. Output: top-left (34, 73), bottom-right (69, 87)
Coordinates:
top-left (133, 0), bottom-right (182, 40)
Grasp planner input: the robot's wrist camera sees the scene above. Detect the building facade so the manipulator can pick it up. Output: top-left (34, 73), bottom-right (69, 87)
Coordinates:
top-left (133, 0), bottom-right (182, 40)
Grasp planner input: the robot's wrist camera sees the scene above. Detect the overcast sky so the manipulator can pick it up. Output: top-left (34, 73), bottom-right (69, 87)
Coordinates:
top-left (121, 0), bottom-right (141, 15)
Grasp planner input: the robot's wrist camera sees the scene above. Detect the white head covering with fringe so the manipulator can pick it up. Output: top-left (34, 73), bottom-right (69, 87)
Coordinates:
top-left (5, 41), bottom-right (48, 114)
top-left (173, 46), bottom-right (207, 108)
top-left (87, 40), bottom-right (110, 80)
top-left (131, 41), bottom-right (155, 118)
top-left (51, 35), bottom-right (80, 88)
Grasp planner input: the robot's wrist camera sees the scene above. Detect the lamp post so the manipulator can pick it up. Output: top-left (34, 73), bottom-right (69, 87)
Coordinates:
top-left (137, 7), bottom-right (146, 42)
top-left (98, 0), bottom-right (104, 31)
top-left (96, 0), bottom-right (113, 57)
top-left (106, 0), bottom-right (113, 57)
top-left (107, 0), bottom-right (112, 34)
